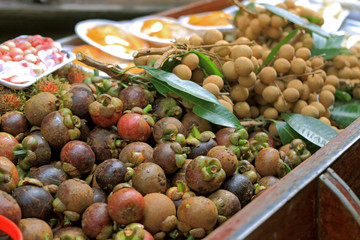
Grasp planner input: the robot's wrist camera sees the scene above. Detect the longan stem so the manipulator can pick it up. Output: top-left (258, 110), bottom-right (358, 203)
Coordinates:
top-left (231, 0), bottom-right (257, 16)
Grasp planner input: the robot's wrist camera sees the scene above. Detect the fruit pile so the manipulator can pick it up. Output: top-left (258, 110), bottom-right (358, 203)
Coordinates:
top-left (0, 0), bottom-right (359, 239)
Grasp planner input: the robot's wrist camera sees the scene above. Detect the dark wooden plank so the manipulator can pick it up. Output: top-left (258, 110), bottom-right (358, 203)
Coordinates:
top-left (318, 169), bottom-right (360, 240)
top-left (205, 118), bottom-right (360, 239)
top-left (331, 140), bottom-right (360, 197)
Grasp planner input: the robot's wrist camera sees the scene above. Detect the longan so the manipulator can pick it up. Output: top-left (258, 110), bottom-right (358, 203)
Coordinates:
top-left (268, 27), bottom-right (282, 40)
top-left (172, 64), bottom-right (192, 80)
top-left (301, 105), bottom-right (319, 118)
top-left (251, 45), bottom-right (264, 59)
top-left (319, 90), bottom-right (335, 108)
top-left (302, 37), bottom-right (314, 49)
top-left (255, 94), bottom-right (268, 106)
top-left (327, 66), bottom-right (338, 76)
top-left (234, 101), bottom-right (250, 119)
top-left (254, 79), bottom-right (267, 95)
top-left (230, 45), bottom-right (253, 59)
top-left (236, 13), bottom-right (250, 31)
top-left (295, 47), bottom-right (311, 60)
top-left (238, 72), bottom-right (256, 88)
top-left (250, 105), bottom-right (260, 118)
top-left (191, 68), bottom-right (205, 84)
top-left (291, 58), bottom-right (306, 74)
top-left (218, 99), bottom-right (233, 112)
top-left (222, 61), bottom-right (238, 82)
top-left (353, 87), bottom-right (360, 99)
top-left (321, 84), bottom-right (336, 94)
top-left (250, 18), bottom-right (262, 35)
top-left (258, 13), bottom-right (271, 28)
top-left (310, 101), bottom-right (326, 117)
top-left (189, 34), bottom-right (203, 46)
top-left (287, 79), bottom-right (304, 95)
top-left (264, 107), bottom-right (279, 119)
top-left (348, 55), bottom-right (359, 67)
top-left (259, 66), bottom-right (277, 84)
top-left (274, 58), bottom-right (291, 74)
top-left (283, 87), bottom-right (300, 103)
top-left (271, 15), bottom-right (286, 28)
top-left (274, 95), bottom-right (291, 112)
top-left (311, 56), bottom-right (324, 69)
top-left (250, 56), bottom-right (259, 72)
top-left (203, 29), bottom-right (223, 45)
top-left (300, 83), bottom-right (310, 100)
top-left (213, 40), bottom-right (231, 57)
top-left (133, 55), bottom-right (148, 66)
top-left (293, 100), bottom-right (308, 113)
top-left (333, 55), bottom-right (349, 69)
top-left (203, 83), bottom-right (220, 97)
top-left (176, 36), bottom-right (189, 45)
top-left (324, 75), bottom-right (340, 88)
top-left (278, 44), bottom-right (295, 61)
top-left (203, 75), bottom-right (224, 90)
top-left (262, 85), bottom-right (280, 103)
top-left (307, 74), bottom-right (324, 92)
top-left (230, 84), bottom-right (249, 102)
top-left (235, 57), bottom-right (254, 76)
top-left (245, 27), bottom-right (258, 41)
top-left (319, 116), bottom-right (331, 126)
top-left (308, 92), bottom-right (317, 104)
top-left (268, 122), bottom-right (279, 137)
top-left (181, 53), bottom-right (199, 71)
top-left (338, 67), bottom-right (352, 79)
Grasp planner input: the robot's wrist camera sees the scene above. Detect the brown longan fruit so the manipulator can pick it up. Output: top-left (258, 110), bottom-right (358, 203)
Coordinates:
top-left (319, 116), bottom-right (331, 126)
top-left (250, 106), bottom-right (260, 118)
top-left (300, 83), bottom-right (310, 100)
top-left (250, 19), bottom-right (262, 35)
top-left (333, 55), bottom-right (349, 69)
top-left (324, 75), bottom-right (339, 88)
top-left (310, 101), bottom-right (326, 117)
top-left (234, 101), bottom-right (250, 119)
top-left (321, 84), bottom-right (336, 94)
top-left (264, 107), bottom-right (279, 119)
top-left (235, 57), bottom-right (254, 76)
top-left (283, 87), bottom-right (300, 103)
top-left (338, 67), bottom-right (352, 79)
top-left (294, 42), bottom-right (303, 50)
top-left (319, 90), bottom-right (335, 108)
top-left (259, 66), bottom-right (277, 85)
top-left (351, 67), bottom-right (360, 79)
top-left (292, 100), bottom-right (308, 113)
top-left (271, 15), bottom-right (286, 28)
top-left (251, 45), bottom-right (264, 59)
top-left (301, 105), bottom-right (319, 118)
top-left (274, 58), bottom-right (291, 74)
top-left (230, 84), bottom-right (249, 102)
top-left (284, 0), bottom-right (296, 8)
top-left (307, 92), bottom-right (317, 104)
top-left (236, 13), bottom-right (250, 31)
top-left (218, 99), bottom-right (233, 112)
top-left (203, 75), bottom-right (224, 90)
top-left (250, 56), bottom-right (259, 72)
top-left (348, 55), bottom-right (359, 67)
top-left (262, 85), bottom-right (280, 103)
top-left (295, 47), bottom-right (311, 60)
top-left (203, 29), bottom-right (223, 45)
top-left (222, 61), bottom-right (238, 82)
top-left (220, 95), bottom-right (234, 105)
top-left (259, 13), bottom-right (271, 28)
top-left (189, 34), bottom-right (203, 46)
top-left (327, 66), bottom-right (338, 76)
top-left (147, 55), bottom-right (161, 65)
top-left (268, 122), bottom-right (279, 137)
top-left (172, 64), bottom-right (192, 80)
top-left (302, 38), bottom-right (314, 49)
top-left (307, 74), bottom-right (324, 92)
top-left (262, 49), bottom-right (271, 62)
top-left (287, 79), bottom-right (304, 94)
top-left (353, 87), bottom-right (360, 99)
top-left (268, 27), bottom-right (282, 40)
top-left (254, 79), bottom-right (267, 95)
top-left (133, 55), bottom-right (148, 66)
top-left (238, 72), bottom-right (256, 88)
top-left (213, 40), bottom-right (231, 57)
top-left (191, 68), bottom-right (205, 84)
top-left (311, 56), bottom-right (324, 69)
top-left (235, 36), bottom-right (251, 44)
top-left (278, 44), bottom-right (295, 61)
top-left (245, 26), bottom-right (258, 41)
top-left (291, 58), bottom-right (306, 74)
top-left (255, 94), bottom-right (268, 106)
top-left (230, 45), bottom-right (253, 60)
top-left (203, 83), bottom-right (220, 97)
top-left (274, 96), bottom-right (291, 112)
top-left (181, 53), bottom-right (199, 71)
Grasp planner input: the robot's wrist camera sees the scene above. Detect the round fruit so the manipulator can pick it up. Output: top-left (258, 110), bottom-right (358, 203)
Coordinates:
top-left (132, 162), bottom-right (167, 195)
top-left (117, 113), bottom-right (151, 142)
top-left (203, 83), bottom-right (220, 96)
top-left (283, 87), bottom-right (300, 103)
top-left (274, 58), bottom-right (290, 74)
top-left (230, 45), bottom-right (253, 59)
top-left (319, 90), bottom-right (335, 108)
top-left (301, 105), bottom-right (319, 118)
top-left (24, 92), bottom-right (58, 126)
top-left (234, 101), bottom-right (250, 119)
top-left (262, 85), bottom-right (280, 103)
top-left (278, 44), bottom-right (295, 61)
top-left (203, 29), bottom-right (223, 45)
top-left (255, 147), bottom-right (282, 177)
top-left (19, 218), bottom-right (53, 240)
top-left (259, 66), bottom-right (277, 84)
top-left (295, 47), bottom-right (311, 60)
top-left (291, 58), bottom-right (306, 74)
top-left (234, 57), bottom-right (253, 76)
top-left (181, 53), bottom-right (199, 70)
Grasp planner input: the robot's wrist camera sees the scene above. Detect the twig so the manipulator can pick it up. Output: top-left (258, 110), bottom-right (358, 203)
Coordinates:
top-left (231, 0), bottom-right (258, 16)
top-left (240, 119), bottom-right (265, 127)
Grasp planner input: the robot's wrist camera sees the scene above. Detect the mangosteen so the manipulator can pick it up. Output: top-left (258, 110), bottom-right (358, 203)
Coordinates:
top-left (81, 203), bottom-right (113, 239)
top-left (28, 163), bottom-right (68, 186)
top-left (119, 141), bottom-right (154, 168)
top-left (152, 142), bottom-right (188, 174)
top-left (94, 159), bottom-right (127, 192)
top-left (186, 127), bottom-right (217, 159)
top-left (19, 218), bottom-right (53, 240)
top-left (208, 189), bottom-right (241, 224)
top-left (222, 173), bottom-right (254, 207)
top-left (119, 85), bottom-right (154, 110)
top-left (152, 97), bottom-right (183, 120)
top-left (207, 146), bottom-right (238, 177)
top-left (181, 111), bottom-right (212, 136)
top-left (0, 156), bottom-right (19, 193)
top-left (132, 162), bottom-right (167, 195)
top-left (152, 117), bottom-right (186, 143)
top-left (0, 111), bottom-right (29, 138)
top-left (0, 190), bottom-right (22, 230)
top-left (53, 227), bottom-right (89, 240)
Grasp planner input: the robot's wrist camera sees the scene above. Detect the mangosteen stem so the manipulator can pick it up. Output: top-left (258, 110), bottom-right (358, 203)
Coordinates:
top-left (191, 126), bottom-right (201, 138)
top-left (176, 181), bottom-right (185, 193)
top-left (13, 149), bottom-right (27, 158)
top-left (187, 234), bottom-right (195, 240)
top-left (0, 173), bottom-right (10, 183)
top-left (143, 104), bottom-right (152, 114)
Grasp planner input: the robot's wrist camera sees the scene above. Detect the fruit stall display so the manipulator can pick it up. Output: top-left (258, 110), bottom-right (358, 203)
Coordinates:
top-left (1, 0), bottom-right (360, 239)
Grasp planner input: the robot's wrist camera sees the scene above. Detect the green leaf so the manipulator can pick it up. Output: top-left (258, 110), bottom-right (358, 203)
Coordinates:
top-left (189, 51), bottom-right (224, 78)
top-left (330, 104), bottom-right (360, 128)
top-left (334, 98), bottom-right (360, 107)
top-left (311, 33), bottom-right (348, 59)
top-left (304, 16), bottom-right (322, 24)
top-left (274, 120), bottom-right (319, 153)
top-left (335, 90), bottom-right (352, 102)
top-left (311, 48), bottom-right (349, 60)
top-left (260, 3), bottom-right (331, 38)
top-left (140, 66), bottom-right (242, 128)
top-left (246, 2), bottom-right (256, 12)
top-left (282, 113), bottom-right (338, 147)
top-left (256, 29), bottom-right (299, 73)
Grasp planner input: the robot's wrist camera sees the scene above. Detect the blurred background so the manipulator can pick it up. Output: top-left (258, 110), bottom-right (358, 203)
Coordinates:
top-left (0, 0), bottom-right (196, 43)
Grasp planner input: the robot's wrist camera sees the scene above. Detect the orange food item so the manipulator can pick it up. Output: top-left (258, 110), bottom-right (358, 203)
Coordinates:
top-left (86, 25), bottom-right (146, 54)
top-left (188, 11), bottom-right (233, 26)
top-left (140, 19), bottom-right (173, 39)
top-left (72, 45), bottom-right (142, 74)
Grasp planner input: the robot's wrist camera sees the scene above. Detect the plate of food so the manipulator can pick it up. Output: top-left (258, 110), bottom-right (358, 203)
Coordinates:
top-left (0, 35), bottom-right (76, 90)
top-left (128, 16), bottom-right (194, 46)
top-left (75, 19), bottom-right (148, 60)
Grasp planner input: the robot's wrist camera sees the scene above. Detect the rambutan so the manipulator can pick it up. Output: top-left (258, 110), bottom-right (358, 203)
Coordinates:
top-left (63, 65), bottom-right (90, 84)
top-left (0, 90), bottom-right (25, 114)
top-left (33, 75), bottom-right (64, 96)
